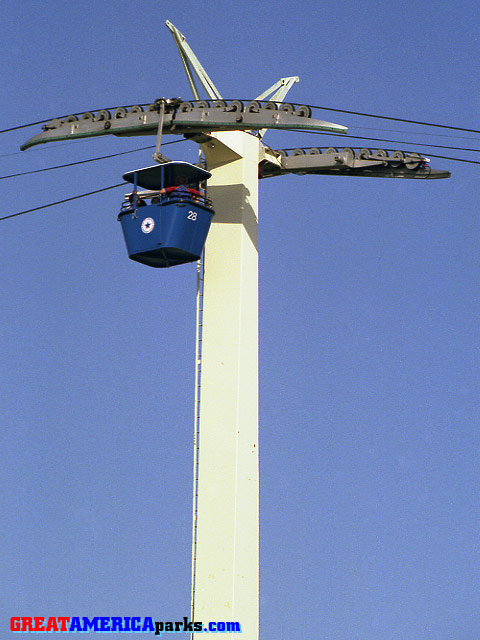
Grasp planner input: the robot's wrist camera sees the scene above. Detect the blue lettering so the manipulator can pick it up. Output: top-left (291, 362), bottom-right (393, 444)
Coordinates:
top-left (99, 617), bottom-right (111, 632)
top-left (131, 617), bottom-right (141, 632)
top-left (111, 617), bottom-right (123, 632)
top-left (69, 617), bottom-right (83, 632)
top-left (142, 618), bottom-right (155, 632)
top-left (82, 617), bottom-right (99, 631)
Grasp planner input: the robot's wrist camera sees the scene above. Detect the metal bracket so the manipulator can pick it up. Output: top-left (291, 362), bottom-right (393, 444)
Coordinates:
top-left (255, 77), bottom-right (300, 139)
top-left (165, 21), bottom-right (302, 141)
top-left (256, 77), bottom-right (300, 103)
top-left (153, 99), bottom-right (166, 164)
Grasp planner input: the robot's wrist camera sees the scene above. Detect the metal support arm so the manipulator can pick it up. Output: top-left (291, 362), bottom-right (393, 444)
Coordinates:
top-left (258, 146), bottom-right (450, 179)
top-left (21, 101), bottom-right (347, 150)
top-left (166, 20), bottom-right (222, 101)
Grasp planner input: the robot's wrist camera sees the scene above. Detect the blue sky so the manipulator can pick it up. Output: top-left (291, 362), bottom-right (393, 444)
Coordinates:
top-left (1, 1), bottom-right (479, 639)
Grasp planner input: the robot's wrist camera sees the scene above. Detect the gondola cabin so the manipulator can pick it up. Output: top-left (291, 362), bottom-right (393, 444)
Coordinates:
top-left (118, 161), bottom-right (214, 267)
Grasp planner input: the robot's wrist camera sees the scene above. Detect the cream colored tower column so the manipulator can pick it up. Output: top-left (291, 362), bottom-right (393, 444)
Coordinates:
top-left (192, 130), bottom-right (259, 640)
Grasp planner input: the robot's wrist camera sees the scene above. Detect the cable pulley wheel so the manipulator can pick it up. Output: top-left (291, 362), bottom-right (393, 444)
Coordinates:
top-left (129, 105), bottom-right (144, 114)
top-left (212, 100), bottom-right (227, 109)
top-left (245, 100), bottom-right (261, 113)
top-left (64, 115), bottom-right (78, 122)
top-left (95, 110), bottom-right (111, 121)
top-left (373, 149), bottom-right (389, 162)
top-left (178, 101), bottom-right (194, 113)
top-left (195, 100), bottom-right (210, 109)
top-left (292, 148), bottom-right (306, 156)
top-left (42, 118), bottom-right (62, 130)
top-left (405, 152), bottom-right (422, 170)
top-left (340, 148), bottom-right (355, 165)
top-left (324, 147), bottom-right (338, 154)
top-left (80, 112), bottom-right (95, 121)
top-left (308, 147), bottom-right (322, 155)
top-left (227, 100), bottom-right (244, 112)
top-left (113, 107), bottom-right (128, 119)
top-left (390, 150), bottom-right (405, 168)
top-left (278, 103), bottom-right (294, 114)
top-left (263, 101), bottom-right (277, 111)
top-left (357, 148), bottom-right (372, 161)
top-left (294, 105), bottom-right (312, 118)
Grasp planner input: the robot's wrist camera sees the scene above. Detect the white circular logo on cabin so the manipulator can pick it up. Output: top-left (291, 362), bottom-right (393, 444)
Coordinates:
top-left (141, 217), bottom-right (155, 233)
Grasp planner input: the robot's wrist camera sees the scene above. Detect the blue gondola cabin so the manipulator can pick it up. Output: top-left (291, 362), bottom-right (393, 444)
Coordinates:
top-left (118, 161), bottom-right (214, 267)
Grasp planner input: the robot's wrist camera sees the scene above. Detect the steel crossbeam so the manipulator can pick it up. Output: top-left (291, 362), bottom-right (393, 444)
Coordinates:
top-left (20, 101), bottom-right (347, 151)
top-left (258, 146), bottom-right (450, 179)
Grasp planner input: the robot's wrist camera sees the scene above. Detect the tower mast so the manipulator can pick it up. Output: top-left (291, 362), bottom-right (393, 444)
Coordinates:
top-left (193, 130), bottom-right (260, 639)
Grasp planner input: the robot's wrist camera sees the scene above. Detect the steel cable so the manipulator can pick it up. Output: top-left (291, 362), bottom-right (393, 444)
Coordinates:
top-left (291, 130), bottom-right (480, 156)
top-left (0, 183), bottom-right (126, 222)
top-left (2, 98), bottom-right (480, 137)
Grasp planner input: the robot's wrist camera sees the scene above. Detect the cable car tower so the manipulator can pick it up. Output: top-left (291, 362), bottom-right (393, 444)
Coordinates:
top-left (22, 20), bottom-right (450, 640)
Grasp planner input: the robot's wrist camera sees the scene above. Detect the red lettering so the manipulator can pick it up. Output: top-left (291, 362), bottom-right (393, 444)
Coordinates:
top-left (10, 617), bottom-right (21, 631)
top-left (45, 617), bottom-right (59, 632)
top-left (57, 617), bottom-right (71, 632)
top-left (33, 617), bottom-right (45, 632)
top-left (22, 618), bottom-right (33, 632)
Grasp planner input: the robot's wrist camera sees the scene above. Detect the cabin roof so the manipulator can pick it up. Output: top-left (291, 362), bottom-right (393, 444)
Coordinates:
top-left (122, 161), bottom-right (211, 190)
